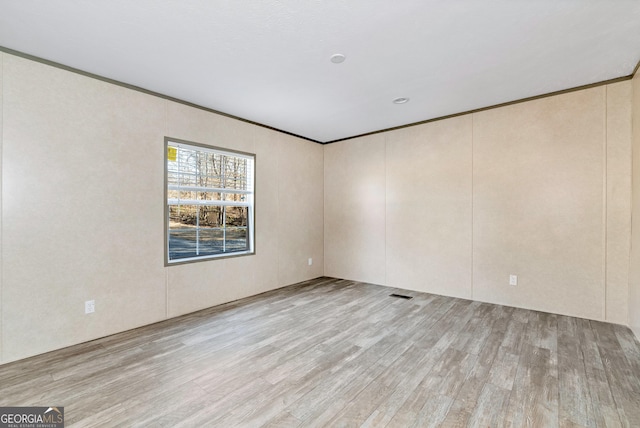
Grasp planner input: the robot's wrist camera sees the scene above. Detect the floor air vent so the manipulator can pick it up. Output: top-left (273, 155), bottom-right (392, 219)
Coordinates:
top-left (389, 293), bottom-right (413, 300)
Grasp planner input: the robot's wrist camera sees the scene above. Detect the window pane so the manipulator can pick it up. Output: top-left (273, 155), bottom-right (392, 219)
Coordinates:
top-left (197, 152), bottom-right (223, 189)
top-left (225, 227), bottom-right (248, 252)
top-left (222, 192), bottom-right (247, 202)
top-left (167, 189), bottom-right (180, 200)
top-left (200, 205), bottom-right (223, 228)
top-left (197, 190), bottom-right (221, 201)
top-left (168, 205), bottom-right (198, 260)
top-left (225, 206), bottom-right (249, 252)
top-left (226, 206), bottom-right (248, 227)
top-left (180, 190), bottom-right (197, 201)
top-left (198, 228), bottom-right (225, 256)
top-left (170, 204), bottom-right (198, 226)
top-left (167, 171), bottom-right (180, 187)
top-left (224, 157), bottom-right (248, 190)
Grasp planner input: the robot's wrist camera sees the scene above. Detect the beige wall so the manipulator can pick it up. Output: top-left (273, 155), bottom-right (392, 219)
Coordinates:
top-left (386, 116), bottom-right (473, 299)
top-left (325, 82), bottom-right (632, 322)
top-left (607, 82), bottom-right (633, 324)
top-left (630, 71), bottom-right (640, 340)
top-left (0, 53), bottom-right (323, 364)
top-left (324, 134), bottom-right (386, 285)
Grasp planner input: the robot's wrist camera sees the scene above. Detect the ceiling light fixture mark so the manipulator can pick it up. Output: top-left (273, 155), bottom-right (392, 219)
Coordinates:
top-left (393, 97), bottom-right (410, 104)
top-left (330, 54), bottom-right (346, 64)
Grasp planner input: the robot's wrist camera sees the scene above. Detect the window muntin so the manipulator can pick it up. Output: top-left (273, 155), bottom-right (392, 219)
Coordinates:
top-left (166, 139), bottom-right (255, 264)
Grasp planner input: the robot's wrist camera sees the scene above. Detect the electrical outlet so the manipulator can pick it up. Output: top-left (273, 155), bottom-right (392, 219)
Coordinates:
top-left (308, 258), bottom-right (313, 266)
top-left (85, 300), bottom-right (95, 314)
top-left (509, 275), bottom-right (518, 286)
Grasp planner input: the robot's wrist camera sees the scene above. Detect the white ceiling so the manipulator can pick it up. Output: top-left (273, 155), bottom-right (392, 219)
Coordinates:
top-left (1, 1), bottom-right (639, 143)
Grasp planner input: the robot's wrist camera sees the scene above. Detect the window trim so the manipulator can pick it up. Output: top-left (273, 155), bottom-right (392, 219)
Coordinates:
top-left (164, 137), bottom-right (256, 266)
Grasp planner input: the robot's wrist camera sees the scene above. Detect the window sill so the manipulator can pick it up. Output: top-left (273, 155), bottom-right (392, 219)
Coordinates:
top-left (166, 250), bottom-right (255, 266)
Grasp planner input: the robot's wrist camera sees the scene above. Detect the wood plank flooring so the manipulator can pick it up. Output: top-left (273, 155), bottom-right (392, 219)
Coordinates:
top-left (1, 277), bottom-right (639, 427)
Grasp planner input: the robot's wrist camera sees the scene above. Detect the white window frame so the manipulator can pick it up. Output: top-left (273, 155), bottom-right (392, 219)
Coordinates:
top-left (165, 137), bottom-right (255, 265)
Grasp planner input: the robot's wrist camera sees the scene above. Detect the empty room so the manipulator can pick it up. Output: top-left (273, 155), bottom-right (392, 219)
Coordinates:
top-left (1, 1), bottom-right (640, 427)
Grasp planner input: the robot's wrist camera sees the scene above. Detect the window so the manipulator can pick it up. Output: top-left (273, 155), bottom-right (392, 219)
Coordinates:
top-left (165, 138), bottom-right (255, 264)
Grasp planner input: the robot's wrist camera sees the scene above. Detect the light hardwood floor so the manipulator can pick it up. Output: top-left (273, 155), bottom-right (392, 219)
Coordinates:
top-left (1, 277), bottom-right (639, 427)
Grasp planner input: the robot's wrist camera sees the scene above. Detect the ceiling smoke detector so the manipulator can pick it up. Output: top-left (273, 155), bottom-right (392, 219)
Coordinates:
top-left (393, 97), bottom-right (410, 104)
top-left (330, 54), bottom-right (346, 64)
